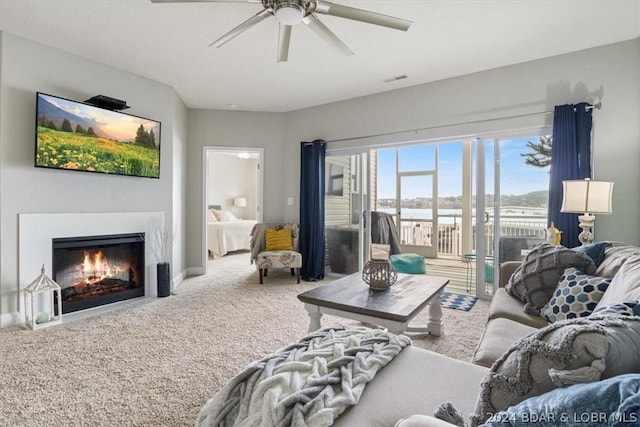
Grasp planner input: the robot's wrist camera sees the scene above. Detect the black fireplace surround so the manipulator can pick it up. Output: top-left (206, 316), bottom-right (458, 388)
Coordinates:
top-left (52, 233), bottom-right (145, 314)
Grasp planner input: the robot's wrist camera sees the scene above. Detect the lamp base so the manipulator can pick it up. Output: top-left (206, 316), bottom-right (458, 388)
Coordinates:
top-left (577, 214), bottom-right (595, 246)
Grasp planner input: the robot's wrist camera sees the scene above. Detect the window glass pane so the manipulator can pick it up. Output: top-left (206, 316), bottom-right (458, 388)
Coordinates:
top-left (500, 136), bottom-right (551, 209)
top-left (398, 145), bottom-right (435, 171)
top-left (438, 141), bottom-right (463, 200)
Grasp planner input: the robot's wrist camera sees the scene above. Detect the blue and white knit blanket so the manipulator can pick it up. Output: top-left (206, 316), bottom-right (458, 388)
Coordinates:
top-left (196, 326), bottom-right (411, 427)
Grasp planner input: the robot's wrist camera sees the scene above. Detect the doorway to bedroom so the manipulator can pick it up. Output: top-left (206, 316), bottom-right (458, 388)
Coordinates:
top-left (203, 147), bottom-right (264, 274)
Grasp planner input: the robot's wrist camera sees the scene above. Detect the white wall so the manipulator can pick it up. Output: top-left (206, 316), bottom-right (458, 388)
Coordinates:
top-left (171, 91), bottom-right (188, 282)
top-left (207, 153), bottom-right (258, 220)
top-left (1, 30), bottom-right (638, 301)
top-left (0, 33), bottom-right (187, 325)
top-left (282, 39), bottom-right (640, 246)
top-left (185, 109), bottom-right (286, 268)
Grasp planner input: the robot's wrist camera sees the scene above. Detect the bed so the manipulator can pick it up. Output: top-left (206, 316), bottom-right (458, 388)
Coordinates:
top-left (207, 205), bottom-right (256, 258)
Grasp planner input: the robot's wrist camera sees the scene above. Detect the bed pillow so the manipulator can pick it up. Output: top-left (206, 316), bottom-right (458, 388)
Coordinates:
top-left (265, 228), bottom-right (293, 251)
top-left (223, 211), bottom-right (239, 221)
top-left (505, 243), bottom-right (596, 310)
top-left (213, 210), bottom-right (239, 222)
top-left (540, 267), bottom-right (612, 323)
top-left (208, 210), bottom-right (219, 222)
top-left (212, 209), bottom-right (225, 221)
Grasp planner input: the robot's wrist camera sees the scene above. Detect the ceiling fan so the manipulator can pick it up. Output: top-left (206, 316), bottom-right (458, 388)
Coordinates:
top-left (150, 0), bottom-right (412, 62)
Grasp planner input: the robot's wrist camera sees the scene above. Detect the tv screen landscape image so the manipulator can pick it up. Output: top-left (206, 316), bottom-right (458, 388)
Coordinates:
top-left (35, 92), bottom-right (161, 178)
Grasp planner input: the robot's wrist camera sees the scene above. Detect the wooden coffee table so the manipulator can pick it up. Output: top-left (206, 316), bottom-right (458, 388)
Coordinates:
top-left (297, 273), bottom-right (448, 335)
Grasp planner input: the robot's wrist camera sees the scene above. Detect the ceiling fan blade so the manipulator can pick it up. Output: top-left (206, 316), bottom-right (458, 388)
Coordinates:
top-left (314, 1), bottom-right (412, 31)
top-left (277, 24), bottom-right (292, 63)
top-left (209, 9), bottom-right (271, 48)
top-left (303, 14), bottom-right (353, 56)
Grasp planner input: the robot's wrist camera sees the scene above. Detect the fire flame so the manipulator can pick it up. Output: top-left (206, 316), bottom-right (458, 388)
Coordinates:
top-left (79, 250), bottom-right (124, 284)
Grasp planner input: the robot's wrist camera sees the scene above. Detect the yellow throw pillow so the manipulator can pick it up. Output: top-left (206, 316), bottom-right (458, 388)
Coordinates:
top-left (265, 228), bottom-right (293, 251)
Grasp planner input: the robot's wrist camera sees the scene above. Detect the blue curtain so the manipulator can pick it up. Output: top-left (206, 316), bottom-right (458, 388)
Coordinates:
top-left (547, 103), bottom-right (592, 248)
top-left (299, 140), bottom-right (325, 281)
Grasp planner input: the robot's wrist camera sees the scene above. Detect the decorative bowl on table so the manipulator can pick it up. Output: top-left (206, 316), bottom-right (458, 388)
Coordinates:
top-left (362, 259), bottom-right (398, 291)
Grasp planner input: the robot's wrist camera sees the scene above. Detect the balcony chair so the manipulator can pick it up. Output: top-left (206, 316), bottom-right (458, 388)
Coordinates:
top-left (249, 223), bottom-right (302, 284)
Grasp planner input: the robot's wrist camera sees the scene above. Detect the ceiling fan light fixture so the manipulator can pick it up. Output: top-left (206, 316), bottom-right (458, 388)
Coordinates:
top-left (274, 1), bottom-right (304, 26)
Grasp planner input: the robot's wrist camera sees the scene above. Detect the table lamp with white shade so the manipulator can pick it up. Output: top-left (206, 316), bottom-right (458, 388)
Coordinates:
top-left (561, 178), bottom-right (613, 245)
top-left (234, 197), bottom-right (247, 218)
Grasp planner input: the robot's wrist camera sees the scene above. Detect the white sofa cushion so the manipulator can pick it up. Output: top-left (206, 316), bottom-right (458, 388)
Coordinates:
top-left (487, 288), bottom-right (549, 328)
top-left (333, 346), bottom-right (488, 427)
top-left (596, 244), bottom-right (640, 277)
top-left (596, 255), bottom-right (640, 309)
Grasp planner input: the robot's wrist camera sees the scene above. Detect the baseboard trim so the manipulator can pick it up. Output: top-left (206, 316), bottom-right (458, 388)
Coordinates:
top-left (172, 269), bottom-right (188, 289)
top-left (1, 311), bottom-right (23, 328)
top-left (186, 266), bottom-right (205, 277)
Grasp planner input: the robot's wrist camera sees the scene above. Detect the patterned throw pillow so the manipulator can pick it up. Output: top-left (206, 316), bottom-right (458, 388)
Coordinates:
top-left (590, 302), bottom-right (640, 319)
top-left (540, 267), bottom-right (612, 323)
top-left (481, 374), bottom-right (640, 427)
top-left (505, 243), bottom-right (596, 310)
top-left (466, 317), bottom-right (640, 427)
top-left (265, 228), bottom-right (293, 251)
top-left (572, 241), bottom-right (612, 267)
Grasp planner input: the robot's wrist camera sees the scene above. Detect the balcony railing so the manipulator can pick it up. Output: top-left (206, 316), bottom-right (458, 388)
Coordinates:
top-left (398, 214), bottom-right (547, 258)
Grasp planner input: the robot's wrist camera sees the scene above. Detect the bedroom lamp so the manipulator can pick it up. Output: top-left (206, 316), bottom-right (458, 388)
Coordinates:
top-left (561, 178), bottom-right (613, 246)
top-left (234, 197), bottom-right (247, 219)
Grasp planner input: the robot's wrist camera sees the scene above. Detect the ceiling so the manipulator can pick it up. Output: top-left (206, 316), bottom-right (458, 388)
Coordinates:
top-left (0, 0), bottom-right (638, 112)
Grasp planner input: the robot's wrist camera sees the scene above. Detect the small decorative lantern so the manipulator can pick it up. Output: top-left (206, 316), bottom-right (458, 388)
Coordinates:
top-left (362, 259), bottom-right (398, 291)
top-left (24, 265), bottom-right (62, 330)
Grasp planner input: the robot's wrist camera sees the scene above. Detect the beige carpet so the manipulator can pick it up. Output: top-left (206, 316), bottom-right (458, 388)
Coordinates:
top-left (0, 252), bottom-right (489, 426)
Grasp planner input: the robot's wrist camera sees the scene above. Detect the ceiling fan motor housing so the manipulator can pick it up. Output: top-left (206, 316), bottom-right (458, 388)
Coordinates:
top-left (267, 0), bottom-right (312, 25)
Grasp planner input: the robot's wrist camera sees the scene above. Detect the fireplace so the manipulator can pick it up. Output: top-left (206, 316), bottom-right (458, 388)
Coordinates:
top-left (52, 233), bottom-right (145, 314)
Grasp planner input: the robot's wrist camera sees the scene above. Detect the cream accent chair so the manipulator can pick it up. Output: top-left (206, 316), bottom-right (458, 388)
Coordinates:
top-left (249, 223), bottom-right (302, 284)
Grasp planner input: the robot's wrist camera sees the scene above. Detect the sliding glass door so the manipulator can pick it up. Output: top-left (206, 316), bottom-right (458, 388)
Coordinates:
top-left (324, 132), bottom-right (551, 296)
top-left (473, 135), bottom-right (551, 298)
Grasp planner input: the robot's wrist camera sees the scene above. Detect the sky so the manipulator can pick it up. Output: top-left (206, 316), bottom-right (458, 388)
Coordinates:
top-left (376, 137), bottom-right (551, 199)
top-left (42, 94), bottom-right (160, 142)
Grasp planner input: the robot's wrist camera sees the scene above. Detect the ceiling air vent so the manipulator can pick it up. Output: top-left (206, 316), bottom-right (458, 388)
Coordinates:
top-left (384, 75), bottom-right (408, 83)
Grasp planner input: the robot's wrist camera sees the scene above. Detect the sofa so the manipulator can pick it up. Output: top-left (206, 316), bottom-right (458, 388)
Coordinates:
top-left (393, 242), bottom-right (640, 426)
top-left (197, 242), bottom-right (640, 427)
top-left (473, 242), bottom-right (640, 368)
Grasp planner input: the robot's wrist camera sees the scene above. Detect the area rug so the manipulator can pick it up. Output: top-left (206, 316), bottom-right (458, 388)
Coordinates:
top-left (440, 291), bottom-right (478, 311)
top-left (0, 253), bottom-right (488, 427)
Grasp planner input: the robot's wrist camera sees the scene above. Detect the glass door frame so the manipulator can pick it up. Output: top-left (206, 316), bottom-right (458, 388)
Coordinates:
top-left (397, 171), bottom-right (438, 258)
top-left (474, 137), bottom-right (499, 299)
top-left (474, 128), bottom-right (552, 299)
top-left (474, 138), bottom-right (489, 299)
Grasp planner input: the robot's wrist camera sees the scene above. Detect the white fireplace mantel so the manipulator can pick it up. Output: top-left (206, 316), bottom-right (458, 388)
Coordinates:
top-left (18, 211), bottom-right (164, 324)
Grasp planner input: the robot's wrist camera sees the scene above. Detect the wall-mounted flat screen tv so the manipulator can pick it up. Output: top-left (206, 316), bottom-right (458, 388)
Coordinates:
top-left (35, 92), bottom-right (161, 178)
